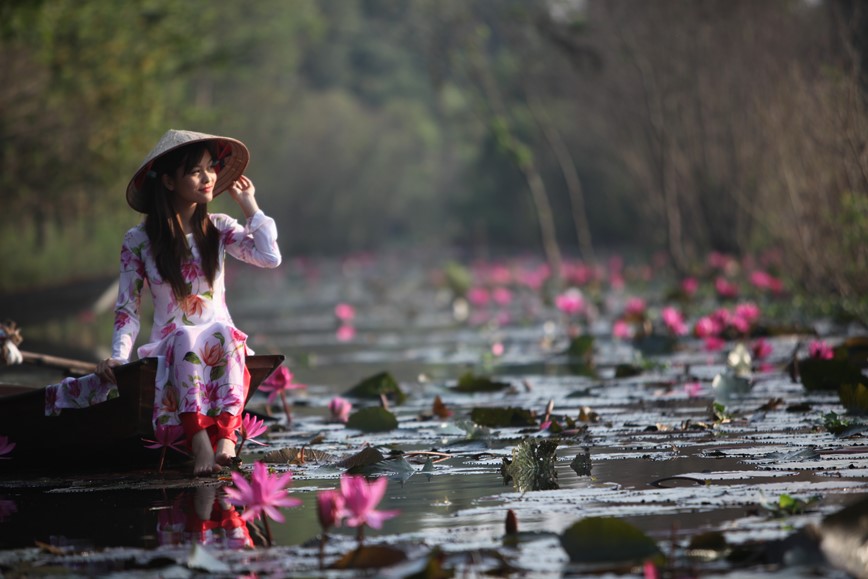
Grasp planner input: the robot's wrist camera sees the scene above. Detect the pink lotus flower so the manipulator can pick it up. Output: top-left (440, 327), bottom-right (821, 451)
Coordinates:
top-left (612, 319), bottom-right (633, 339)
top-left (715, 277), bottom-right (739, 299)
top-left (555, 289), bottom-right (585, 316)
top-left (809, 340), bottom-right (834, 360)
top-left (142, 425), bottom-right (187, 472)
top-left (694, 316), bottom-right (720, 338)
top-left (684, 382), bottom-right (702, 397)
top-left (492, 287), bottom-right (513, 306)
top-left (704, 336), bottom-right (726, 352)
top-left (334, 303), bottom-right (356, 322)
top-left (316, 489), bottom-right (345, 531)
top-left (0, 435), bottom-right (15, 459)
top-left (143, 425), bottom-right (186, 453)
top-left (336, 324), bottom-right (356, 342)
top-left (260, 366), bottom-right (306, 405)
top-left (491, 342), bottom-right (505, 357)
top-left (328, 396), bottom-right (352, 423)
top-left (467, 287), bottom-right (490, 307)
top-left (340, 475), bottom-right (400, 530)
top-left (260, 365), bottom-right (305, 424)
top-left (624, 297), bottom-right (647, 319)
top-left (749, 270), bottom-right (784, 294)
top-left (734, 302), bottom-right (761, 324)
top-left (752, 338), bottom-right (773, 360)
top-left (681, 277), bottom-right (699, 296)
top-left (224, 461), bottom-right (301, 524)
top-left (661, 306), bottom-right (688, 336)
top-left (237, 413), bottom-right (268, 449)
top-left (729, 314), bottom-right (751, 335)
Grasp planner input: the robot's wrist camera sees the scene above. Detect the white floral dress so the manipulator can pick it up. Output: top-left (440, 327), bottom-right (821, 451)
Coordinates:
top-left (46, 211), bottom-right (281, 428)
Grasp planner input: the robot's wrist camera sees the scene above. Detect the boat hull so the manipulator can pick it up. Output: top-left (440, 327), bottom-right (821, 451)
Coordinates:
top-left (0, 354), bottom-right (283, 468)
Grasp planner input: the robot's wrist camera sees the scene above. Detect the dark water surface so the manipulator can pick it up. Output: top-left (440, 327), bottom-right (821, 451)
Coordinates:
top-left (1, 257), bottom-right (866, 577)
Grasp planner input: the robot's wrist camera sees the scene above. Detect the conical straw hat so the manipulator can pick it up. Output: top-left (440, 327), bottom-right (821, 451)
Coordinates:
top-left (126, 129), bottom-right (249, 213)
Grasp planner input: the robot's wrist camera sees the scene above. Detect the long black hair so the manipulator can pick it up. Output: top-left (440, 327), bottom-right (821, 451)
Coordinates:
top-left (140, 142), bottom-right (221, 300)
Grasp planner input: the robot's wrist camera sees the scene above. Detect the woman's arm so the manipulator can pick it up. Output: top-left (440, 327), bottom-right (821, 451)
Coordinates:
top-left (97, 232), bottom-right (145, 383)
top-left (219, 176), bottom-right (282, 268)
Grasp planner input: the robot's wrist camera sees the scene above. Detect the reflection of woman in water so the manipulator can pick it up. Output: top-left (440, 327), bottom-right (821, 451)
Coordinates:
top-left (157, 487), bottom-right (252, 548)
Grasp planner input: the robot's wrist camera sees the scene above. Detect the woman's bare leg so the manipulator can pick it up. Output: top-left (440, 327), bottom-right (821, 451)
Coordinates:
top-left (215, 438), bottom-right (236, 467)
top-left (191, 430), bottom-right (220, 476)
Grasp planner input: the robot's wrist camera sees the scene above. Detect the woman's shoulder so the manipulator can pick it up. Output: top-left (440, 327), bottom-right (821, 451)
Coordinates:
top-left (122, 222), bottom-right (147, 244)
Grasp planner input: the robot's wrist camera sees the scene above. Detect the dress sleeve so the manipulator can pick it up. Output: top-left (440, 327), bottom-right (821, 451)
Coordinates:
top-left (219, 210), bottom-right (282, 268)
top-left (110, 232), bottom-right (145, 362)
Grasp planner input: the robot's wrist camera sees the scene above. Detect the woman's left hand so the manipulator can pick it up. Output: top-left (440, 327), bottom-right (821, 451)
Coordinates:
top-left (227, 175), bottom-right (260, 218)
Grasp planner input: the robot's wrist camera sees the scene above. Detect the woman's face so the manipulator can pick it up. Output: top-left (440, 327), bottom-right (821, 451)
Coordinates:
top-left (163, 150), bottom-right (217, 209)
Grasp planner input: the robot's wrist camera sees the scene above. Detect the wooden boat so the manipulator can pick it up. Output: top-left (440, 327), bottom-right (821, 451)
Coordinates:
top-left (0, 354), bottom-right (284, 469)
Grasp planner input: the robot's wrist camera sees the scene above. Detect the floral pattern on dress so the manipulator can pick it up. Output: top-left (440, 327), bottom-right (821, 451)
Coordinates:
top-left (45, 211), bottom-right (281, 424)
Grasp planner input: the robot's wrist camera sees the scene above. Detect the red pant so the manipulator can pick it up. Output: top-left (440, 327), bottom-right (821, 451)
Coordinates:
top-left (180, 366), bottom-right (250, 449)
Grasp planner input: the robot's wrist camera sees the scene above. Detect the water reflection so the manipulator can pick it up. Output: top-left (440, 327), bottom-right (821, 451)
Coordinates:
top-left (155, 486), bottom-right (252, 549)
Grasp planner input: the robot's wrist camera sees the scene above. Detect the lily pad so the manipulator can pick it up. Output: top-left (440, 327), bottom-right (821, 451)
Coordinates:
top-left (346, 407), bottom-right (399, 432)
top-left (614, 364), bottom-right (643, 378)
top-left (799, 358), bottom-right (864, 392)
top-left (346, 456), bottom-right (416, 482)
top-left (330, 545), bottom-right (408, 570)
top-left (453, 372), bottom-right (511, 393)
top-left (501, 439), bottom-right (559, 491)
top-left (559, 517), bottom-right (662, 564)
top-left (344, 372), bottom-right (407, 404)
top-left (470, 406), bottom-right (536, 428)
top-left (839, 383), bottom-right (868, 414)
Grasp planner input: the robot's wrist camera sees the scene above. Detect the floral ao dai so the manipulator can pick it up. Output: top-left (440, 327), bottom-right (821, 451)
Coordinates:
top-left (46, 211), bottom-right (280, 427)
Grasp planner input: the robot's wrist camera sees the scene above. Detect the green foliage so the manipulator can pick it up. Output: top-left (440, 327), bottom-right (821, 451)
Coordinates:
top-left (559, 517), bottom-right (662, 564)
top-left (453, 372), bottom-right (511, 393)
top-left (344, 372), bottom-right (406, 405)
top-left (346, 407), bottom-right (399, 432)
top-left (470, 406), bottom-right (536, 427)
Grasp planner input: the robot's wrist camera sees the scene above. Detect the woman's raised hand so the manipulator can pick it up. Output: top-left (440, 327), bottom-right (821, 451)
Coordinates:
top-left (227, 175), bottom-right (260, 219)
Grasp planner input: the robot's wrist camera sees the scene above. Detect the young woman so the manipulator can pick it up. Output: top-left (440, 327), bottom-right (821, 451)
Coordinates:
top-left (93, 129), bottom-right (282, 475)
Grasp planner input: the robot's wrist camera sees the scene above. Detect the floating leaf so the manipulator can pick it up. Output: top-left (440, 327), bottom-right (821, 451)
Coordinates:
top-left (330, 545), bottom-right (408, 570)
top-left (432, 395), bottom-right (453, 418)
top-left (799, 358), bottom-right (863, 392)
top-left (345, 372), bottom-right (406, 405)
top-left (336, 446), bottom-right (386, 469)
top-left (839, 383), bottom-right (868, 414)
top-left (345, 407), bottom-right (399, 432)
top-left (471, 406), bottom-right (536, 428)
top-left (559, 517), bottom-right (661, 564)
top-left (686, 531), bottom-right (729, 560)
top-left (347, 456), bottom-right (416, 482)
top-left (453, 372), bottom-right (511, 393)
top-left (633, 334), bottom-right (676, 356)
top-left (570, 448), bottom-right (592, 476)
top-left (501, 439), bottom-right (559, 491)
top-left (614, 364), bottom-right (643, 378)
top-left (262, 447), bottom-right (335, 465)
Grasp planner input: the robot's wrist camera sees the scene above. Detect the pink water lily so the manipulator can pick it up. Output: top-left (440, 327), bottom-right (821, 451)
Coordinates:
top-left (809, 340), bottom-right (834, 360)
top-left (237, 413), bottom-right (268, 453)
top-left (260, 365), bottom-right (305, 424)
top-left (225, 461), bottom-right (301, 524)
top-left (555, 288), bottom-right (585, 316)
top-left (328, 396), bottom-right (352, 423)
top-left (340, 475), bottom-right (400, 530)
top-left (316, 489), bottom-right (345, 531)
top-left (612, 319), bottom-right (633, 339)
top-left (681, 277), bottom-right (699, 296)
top-left (142, 424), bottom-right (187, 472)
top-left (752, 338), bottom-right (773, 360)
top-left (660, 306), bottom-right (688, 336)
top-left (336, 324), bottom-right (356, 342)
top-left (334, 302), bottom-right (356, 322)
top-left (0, 435), bottom-right (15, 459)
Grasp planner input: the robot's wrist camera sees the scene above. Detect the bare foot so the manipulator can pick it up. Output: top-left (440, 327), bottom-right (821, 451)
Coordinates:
top-left (191, 430), bottom-right (220, 476)
top-left (215, 437), bottom-right (236, 467)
